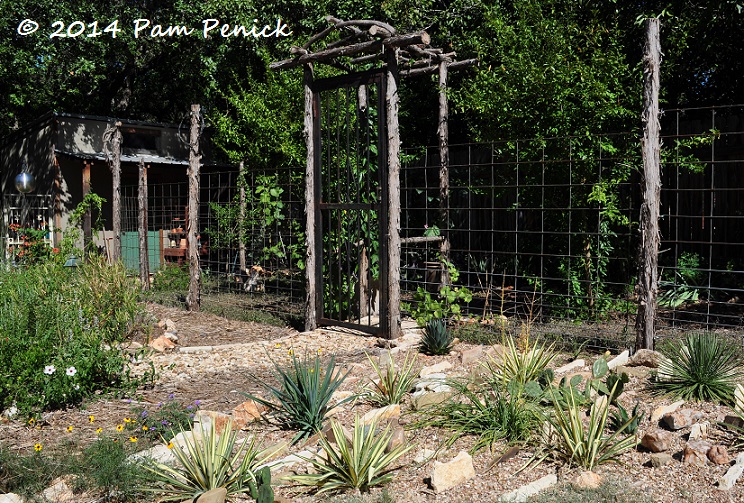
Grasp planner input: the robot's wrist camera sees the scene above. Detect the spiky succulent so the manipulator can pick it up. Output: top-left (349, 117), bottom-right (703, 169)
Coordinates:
top-left (420, 318), bottom-right (453, 356)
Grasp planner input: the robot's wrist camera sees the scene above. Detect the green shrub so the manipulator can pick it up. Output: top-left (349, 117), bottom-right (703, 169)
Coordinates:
top-left (0, 259), bottom-right (143, 414)
top-left (653, 332), bottom-right (744, 403)
top-left (244, 352), bottom-right (351, 443)
top-left (417, 379), bottom-right (542, 453)
top-left (126, 394), bottom-right (201, 443)
top-left (290, 416), bottom-right (414, 494)
top-left (72, 437), bottom-right (146, 501)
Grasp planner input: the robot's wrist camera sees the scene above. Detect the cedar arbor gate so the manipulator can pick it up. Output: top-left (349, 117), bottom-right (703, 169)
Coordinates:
top-left (271, 17), bottom-right (476, 339)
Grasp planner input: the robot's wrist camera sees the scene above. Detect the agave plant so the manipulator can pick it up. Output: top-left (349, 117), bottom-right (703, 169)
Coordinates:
top-left (653, 332), bottom-right (744, 403)
top-left (243, 351), bottom-right (351, 443)
top-left (419, 318), bottom-right (453, 355)
top-left (289, 416), bottom-right (414, 494)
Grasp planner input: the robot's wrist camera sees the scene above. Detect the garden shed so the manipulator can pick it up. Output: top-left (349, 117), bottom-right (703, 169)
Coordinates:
top-left (0, 111), bottom-right (216, 266)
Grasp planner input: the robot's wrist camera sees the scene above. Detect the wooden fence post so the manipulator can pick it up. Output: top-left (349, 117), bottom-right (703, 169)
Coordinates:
top-left (82, 161), bottom-right (91, 252)
top-left (385, 50), bottom-right (402, 340)
top-left (635, 18), bottom-right (662, 351)
top-left (238, 161), bottom-right (247, 276)
top-left (438, 61), bottom-right (451, 287)
top-left (186, 104), bottom-right (202, 311)
top-left (303, 64), bottom-right (318, 332)
top-left (107, 122), bottom-right (123, 263)
top-left (138, 158), bottom-right (149, 290)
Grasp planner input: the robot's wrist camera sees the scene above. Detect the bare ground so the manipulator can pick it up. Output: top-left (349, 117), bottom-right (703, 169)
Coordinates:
top-left (2, 303), bottom-right (744, 503)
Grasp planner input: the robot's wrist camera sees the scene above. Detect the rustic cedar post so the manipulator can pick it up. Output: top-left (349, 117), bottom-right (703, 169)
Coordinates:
top-left (138, 159), bottom-right (149, 290)
top-left (438, 61), bottom-right (451, 287)
top-left (303, 64), bottom-right (318, 331)
top-left (238, 161), bottom-right (247, 275)
top-left (186, 104), bottom-right (202, 311)
top-left (82, 161), bottom-right (92, 251)
top-left (635, 18), bottom-right (662, 351)
top-left (110, 122), bottom-right (122, 262)
top-left (385, 49), bottom-right (402, 340)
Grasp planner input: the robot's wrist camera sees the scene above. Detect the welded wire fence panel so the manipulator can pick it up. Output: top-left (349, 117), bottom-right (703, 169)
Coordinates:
top-left (122, 166), bottom-right (305, 326)
top-left (403, 107), bottom-right (744, 345)
top-left (657, 105), bottom-right (744, 334)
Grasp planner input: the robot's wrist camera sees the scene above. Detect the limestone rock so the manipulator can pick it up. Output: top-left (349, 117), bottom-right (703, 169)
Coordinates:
top-left (149, 335), bottom-right (177, 352)
top-left (420, 361), bottom-right (453, 376)
top-left (414, 448), bottom-right (437, 464)
top-left (194, 410), bottom-right (232, 435)
top-left (650, 400), bottom-right (684, 423)
top-left (232, 400), bottom-right (266, 429)
top-left (499, 474), bottom-right (558, 502)
top-left (683, 440), bottom-right (712, 466)
top-left (42, 477), bottom-right (75, 502)
top-left (607, 350), bottom-right (630, 370)
top-left (629, 349), bottom-right (663, 368)
top-left (164, 331), bottom-right (179, 342)
top-left (641, 428), bottom-right (674, 452)
top-left (460, 346), bottom-right (484, 365)
top-left (689, 421), bottom-right (710, 441)
top-left (430, 451), bottom-right (475, 493)
top-left (362, 404), bottom-right (400, 425)
top-left (320, 421), bottom-right (353, 446)
top-left (554, 359), bottom-right (585, 374)
top-left (386, 425), bottom-right (406, 453)
top-left (195, 487), bottom-right (227, 503)
top-left (663, 408), bottom-right (703, 430)
top-left (128, 443), bottom-right (177, 465)
top-left (0, 494), bottom-right (24, 503)
top-left (614, 365), bottom-right (651, 379)
top-left (572, 471), bottom-right (602, 490)
top-left (719, 452), bottom-right (744, 490)
top-left (412, 391), bottom-right (452, 411)
top-left (708, 445), bottom-right (730, 465)
top-left (650, 452), bottom-right (674, 467)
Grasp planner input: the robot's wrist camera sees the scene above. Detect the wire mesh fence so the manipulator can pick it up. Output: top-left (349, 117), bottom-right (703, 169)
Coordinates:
top-left (117, 104), bottom-right (744, 346)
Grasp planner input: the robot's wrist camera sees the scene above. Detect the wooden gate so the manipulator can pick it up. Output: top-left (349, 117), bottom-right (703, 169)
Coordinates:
top-left (311, 70), bottom-right (389, 335)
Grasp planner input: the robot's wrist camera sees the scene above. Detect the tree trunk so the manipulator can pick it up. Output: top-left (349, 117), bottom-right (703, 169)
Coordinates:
top-left (635, 18), bottom-right (662, 351)
top-left (186, 104), bottom-right (202, 311)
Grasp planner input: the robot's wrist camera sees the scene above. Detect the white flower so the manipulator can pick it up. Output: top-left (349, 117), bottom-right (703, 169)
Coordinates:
top-left (65, 366), bottom-right (77, 377)
top-left (43, 365), bottom-right (56, 375)
top-left (74, 384), bottom-right (80, 390)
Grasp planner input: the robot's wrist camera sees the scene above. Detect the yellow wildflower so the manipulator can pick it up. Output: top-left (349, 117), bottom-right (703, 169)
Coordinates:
top-left (34, 443), bottom-right (42, 452)
top-left (116, 424), bottom-right (124, 432)
top-left (129, 436), bottom-right (138, 443)
top-left (88, 415), bottom-right (95, 423)
top-left (96, 427), bottom-right (103, 434)
top-left (66, 425), bottom-right (73, 433)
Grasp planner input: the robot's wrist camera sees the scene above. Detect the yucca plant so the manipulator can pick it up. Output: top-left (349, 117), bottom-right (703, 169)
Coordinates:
top-left (365, 351), bottom-right (418, 406)
top-left (528, 385), bottom-right (638, 472)
top-left (141, 420), bottom-right (270, 502)
top-left (419, 318), bottom-right (453, 356)
top-left (289, 416), bottom-right (414, 494)
top-left (653, 332), bottom-right (744, 403)
top-left (244, 352), bottom-right (351, 443)
top-left (485, 332), bottom-right (556, 390)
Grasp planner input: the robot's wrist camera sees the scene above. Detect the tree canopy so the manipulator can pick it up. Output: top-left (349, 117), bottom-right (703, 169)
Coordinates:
top-left (2, 0), bottom-right (743, 159)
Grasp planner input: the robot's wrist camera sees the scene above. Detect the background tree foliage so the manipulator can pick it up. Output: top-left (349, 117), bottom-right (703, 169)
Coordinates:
top-left (1, 0), bottom-right (742, 156)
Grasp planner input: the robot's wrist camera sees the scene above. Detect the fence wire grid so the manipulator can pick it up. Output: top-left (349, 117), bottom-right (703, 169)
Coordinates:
top-left (118, 105), bottom-right (744, 345)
